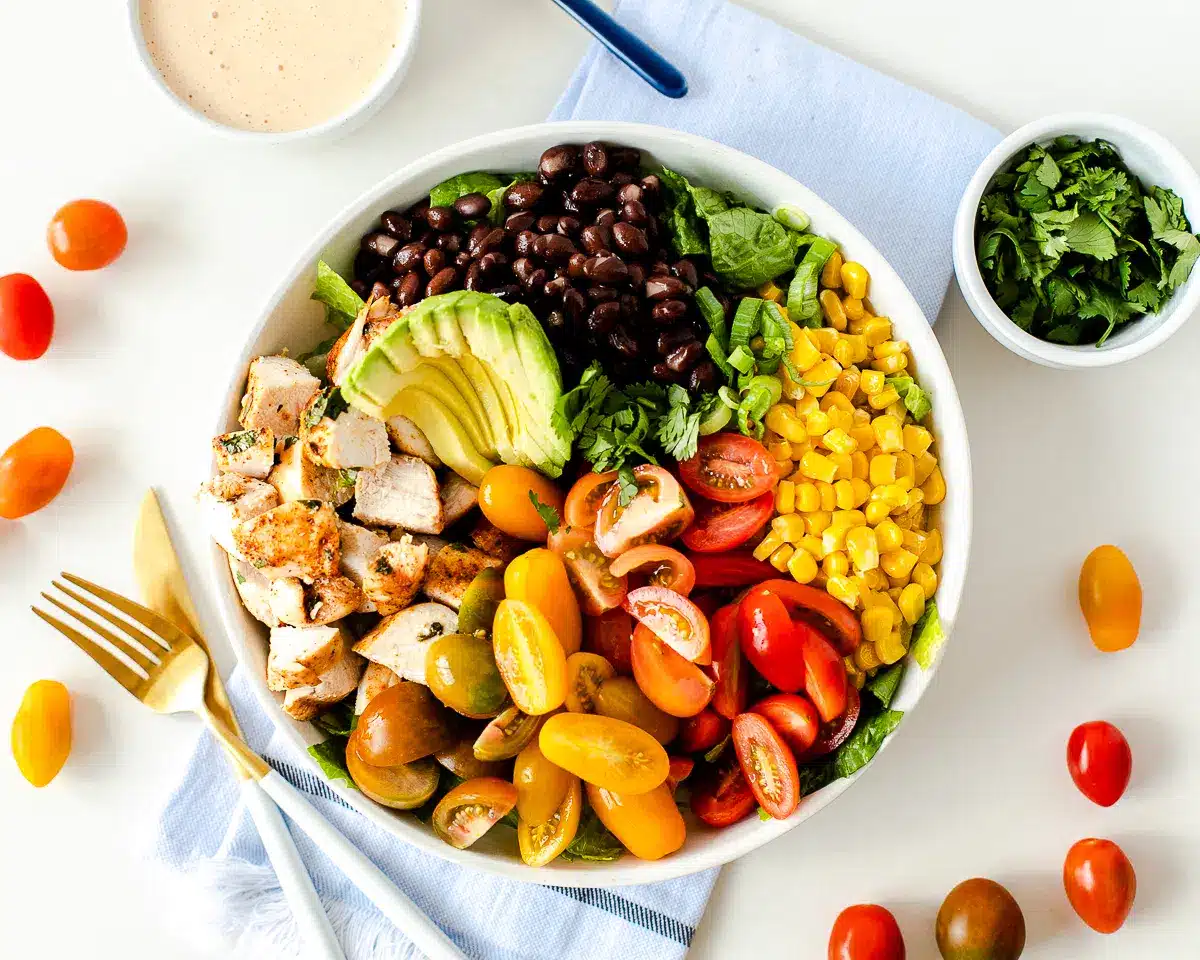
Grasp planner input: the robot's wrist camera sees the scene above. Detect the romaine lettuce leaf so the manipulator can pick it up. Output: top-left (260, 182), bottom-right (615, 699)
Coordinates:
top-left (832, 709), bottom-right (903, 778)
top-left (560, 809), bottom-right (624, 862)
top-left (311, 261), bottom-right (364, 330)
top-left (886, 375), bottom-right (932, 422)
top-left (911, 601), bottom-right (945, 670)
top-left (307, 739), bottom-right (356, 789)
top-left (707, 208), bottom-right (801, 289)
top-left (429, 172), bottom-right (505, 210)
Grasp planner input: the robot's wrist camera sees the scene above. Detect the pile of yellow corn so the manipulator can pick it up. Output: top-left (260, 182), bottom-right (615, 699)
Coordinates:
top-left (752, 253), bottom-right (944, 687)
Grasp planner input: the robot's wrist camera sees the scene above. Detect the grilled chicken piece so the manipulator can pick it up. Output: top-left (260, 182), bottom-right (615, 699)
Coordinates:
top-left (228, 556), bottom-right (278, 626)
top-left (196, 474), bottom-right (280, 556)
top-left (212, 428), bottom-right (275, 480)
top-left (390, 529), bottom-right (448, 554)
top-left (239, 356), bottom-right (321, 439)
top-left (232, 500), bottom-right (340, 581)
top-left (336, 519), bottom-right (389, 593)
top-left (269, 439), bottom-right (353, 507)
top-left (301, 392), bottom-right (389, 470)
top-left (440, 474), bottom-right (479, 529)
top-left (355, 661), bottom-right (400, 715)
top-left (267, 624), bottom-right (346, 690)
top-left (326, 294), bottom-right (403, 386)
top-left (268, 576), bottom-right (363, 627)
top-left (362, 536), bottom-right (428, 616)
top-left (469, 516), bottom-right (525, 564)
top-left (422, 544), bottom-right (503, 610)
top-left (352, 602), bottom-right (458, 685)
top-left (282, 648), bottom-right (365, 721)
top-left (353, 454), bottom-right (444, 533)
top-left (385, 415), bottom-right (441, 468)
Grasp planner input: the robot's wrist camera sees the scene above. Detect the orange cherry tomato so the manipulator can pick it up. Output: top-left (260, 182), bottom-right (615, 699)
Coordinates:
top-left (677, 708), bottom-right (729, 753)
top-left (0, 427), bottom-right (74, 519)
top-left (11, 679), bottom-right (71, 787)
top-left (513, 738), bottom-right (573, 824)
top-left (1064, 838), bottom-right (1136, 934)
top-left (504, 548), bottom-right (582, 655)
top-left (493, 599), bottom-right (568, 715)
top-left (479, 465), bottom-right (564, 541)
top-left (583, 607), bottom-right (635, 674)
top-left (564, 471), bottom-right (617, 529)
top-left (47, 199), bottom-right (127, 271)
top-left (828, 904), bottom-right (906, 960)
top-left (518, 776), bottom-right (582, 867)
top-left (594, 465), bottom-right (694, 558)
top-left (586, 781), bottom-right (686, 861)
top-left (752, 694), bottom-right (820, 757)
top-left (732, 712), bottom-right (800, 820)
top-left (539, 712), bottom-right (669, 794)
top-left (1079, 545), bottom-right (1141, 652)
top-left (548, 525), bottom-right (628, 615)
top-left (609, 545), bottom-right (696, 594)
top-left (624, 585), bottom-right (711, 663)
top-left (630, 623), bottom-right (714, 718)
top-left (0, 274), bottom-right (55, 360)
top-left (432, 777), bottom-right (518, 849)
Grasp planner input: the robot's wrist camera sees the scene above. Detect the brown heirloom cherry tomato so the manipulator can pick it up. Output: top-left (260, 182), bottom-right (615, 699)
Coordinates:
top-left (678, 433), bottom-right (778, 503)
top-left (1067, 721), bottom-right (1132, 807)
top-left (624, 585), bottom-right (711, 664)
top-left (609, 544), bottom-right (696, 594)
top-left (0, 274), bottom-right (55, 361)
top-left (0, 427), bottom-right (74, 519)
top-left (424, 632), bottom-right (507, 718)
top-left (549, 526), bottom-right (627, 615)
top-left (539, 712), bottom-right (669, 794)
top-left (345, 748), bottom-right (440, 809)
top-left (1063, 838), bottom-right (1136, 934)
top-left (935, 878), bottom-right (1026, 960)
top-left (47, 199), bottom-right (127, 270)
top-left (732, 712), bottom-right (800, 820)
top-left (432, 777), bottom-right (518, 849)
top-left (828, 904), bottom-right (906, 960)
top-left (433, 737), bottom-right (507, 781)
top-left (564, 471), bottom-right (617, 529)
top-left (1078, 545), bottom-right (1141, 652)
top-left (587, 781), bottom-right (686, 861)
top-left (354, 682), bottom-right (454, 766)
top-left (594, 675), bottom-right (680, 745)
top-left (479, 465), bottom-right (564, 541)
top-left (631, 623), bottom-right (714, 718)
top-left (594, 465), bottom-right (694, 558)
top-left (584, 608), bottom-right (635, 674)
top-left (473, 705), bottom-right (545, 761)
top-left (11, 679), bottom-right (71, 787)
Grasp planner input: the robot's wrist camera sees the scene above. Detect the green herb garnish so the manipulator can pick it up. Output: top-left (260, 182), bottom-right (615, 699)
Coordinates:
top-left (529, 491), bottom-right (561, 534)
top-left (311, 261), bottom-right (364, 331)
top-left (560, 809), bottom-right (624, 862)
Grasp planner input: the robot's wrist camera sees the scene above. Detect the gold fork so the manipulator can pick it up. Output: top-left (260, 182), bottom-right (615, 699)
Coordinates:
top-left (35, 573), bottom-right (466, 960)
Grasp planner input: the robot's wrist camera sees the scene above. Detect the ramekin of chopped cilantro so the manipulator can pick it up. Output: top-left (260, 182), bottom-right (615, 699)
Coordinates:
top-left (953, 114), bottom-right (1200, 368)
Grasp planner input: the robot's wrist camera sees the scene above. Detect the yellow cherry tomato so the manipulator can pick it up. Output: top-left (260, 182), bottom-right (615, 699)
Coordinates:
top-left (513, 738), bottom-right (573, 825)
top-left (1079, 545), bottom-right (1142, 652)
top-left (539, 712), bottom-right (668, 794)
top-left (504, 548), bottom-right (582, 655)
top-left (493, 599), bottom-right (567, 715)
top-left (518, 776), bottom-right (582, 867)
top-left (12, 679), bottom-right (71, 787)
top-left (586, 781), bottom-right (686, 861)
top-left (479, 465), bottom-right (565, 541)
top-left (563, 652), bottom-right (615, 713)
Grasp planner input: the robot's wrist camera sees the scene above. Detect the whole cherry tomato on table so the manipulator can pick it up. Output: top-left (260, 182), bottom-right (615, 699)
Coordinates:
top-left (1064, 838), bottom-right (1136, 934)
top-left (47, 199), bottom-right (127, 271)
top-left (680, 491), bottom-right (774, 553)
top-left (678, 433), bottom-right (778, 503)
top-left (1067, 721), bottom-right (1131, 807)
top-left (11, 679), bottom-right (71, 787)
top-left (828, 904), bottom-right (905, 960)
top-left (0, 274), bottom-right (54, 361)
top-left (1078, 545), bottom-right (1141, 652)
top-left (935, 878), bottom-right (1025, 960)
top-left (0, 427), bottom-right (74, 519)
top-left (732, 712), bottom-right (800, 820)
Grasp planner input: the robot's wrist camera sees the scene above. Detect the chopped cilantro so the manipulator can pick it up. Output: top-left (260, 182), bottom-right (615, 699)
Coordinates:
top-left (528, 491), bottom-right (561, 534)
top-left (616, 466), bottom-right (638, 507)
top-left (218, 430), bottom-right (260, 455)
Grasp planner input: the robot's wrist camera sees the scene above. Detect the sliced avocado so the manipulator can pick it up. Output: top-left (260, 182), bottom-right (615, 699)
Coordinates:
top-left (345, 350), bottom-right (402, 415)
top-left (391, 366), bottom-right (492, 458)
top-left (508, 304), bottom-right (571, 464)
top-left (428, 358), bottom-right (494, 456)
top-left (387, 389), bottom-right (493, 485)
top-left (378, 316), bottom-right (423, 372)
top-left (459, 354), bottom-right (519, 465)
top-left (429, 296), bottom-right (470, 359)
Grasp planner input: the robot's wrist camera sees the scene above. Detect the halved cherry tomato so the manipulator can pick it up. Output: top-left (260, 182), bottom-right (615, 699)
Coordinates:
top-left (677, 709), bottom-right (730, 753)
top-left (539, 712), bottom-right (669, 794)
top-left (583, 608), bottom-right (634, 674)
top-left (0, 427), bottom-right (73, 520)
top-left (47, 199), bottom-right (127, 271)
top-left (505, 548), bottom-right (582, 655)
top-left (594, 676), bottom-right (679, 744)
top-left (345, 749), bottom-right (439, 809)
top-left (631, 623), bottom-right (715, 718)
top-left (587, 781), bottom-right (686, 860)
top-left (679, 433), bottom-right (778, 504)
top-left (624, 585), bottom-right (711, 664)
top-left (492, 599), bottom-right (568, 715)
top-left (548, 526), bottom-right (627, 615)
top-left (473, 705), bottom-right (545, 761)
top-left (479, 465), bottom-right (564, 541)
top-left (755, 580), bottom-right (862, 655)
top-left (739, 587), bottom-right (807, 693)
top-left (432, 777), bottom-right (518, 849)
top-left (1079, 545), bottom-right (1141, 652)
top-left (594, 465), bottom-right (694, 558)
top-left (691, 754), bottom-right (757, 827)
top-left (514, 738), bottom-right (573, 824)
top-left (710, 604), bottom-right (747, 720)
top-left (1067, 721), bottom-right (1132, 808)
top-left (828, 904), bottom-right (906, 960)
top-left (666, 756), bottom-right (694, 792)
top-left (0, 274), bottom-right (54, 361)
top-left (681, 492), bottom-right (774, 553)
top-left (1064, 838), bottom-right (1136, 934)
top-left (800, 624), bottom-right (849, 723)
top-left (564, 471), bottom-right (617, 529)
top-left (803, 686), bottom-right (860, 759)
top-left (564, 651), bottom-right (615, 713)
top-left (518, 776), bottom-right (582, 867)
top-left (353, 682), bottom-right (455, 766)
top-left (752, 694), bottom-right (819, 756)
top-left (687, 550), bottom-right (777, 587)
top-left (732, 712), bottom-right (800, 820)
top-left (609, 545), bottom-right (696, 595)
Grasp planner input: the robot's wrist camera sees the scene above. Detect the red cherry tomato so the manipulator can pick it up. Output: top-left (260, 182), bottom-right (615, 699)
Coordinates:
top-left (739, 586), bottom-right (807, 692)
top-left (677, 709), bottom-right (730, 753)
top-left (686, 550), bottom-right (777, 587)
top-left (709, 604), bottom-right (747, 720)
top-left (680, 492), bottom-right (774, 553)
top-left (665, 755), bottom-right (694, 793)
top-left (548, 526), bottom-right (627, 615)
top-left (624, 585), bottom-right (711, 664)
top-left (630, 623), bottom-right (714, 718)
top-left (803, 686), bottom-right (860, 760)
top-left (0, 427), bottom-right (74, 519)
top-left (583, 608), bottom-right (635, 675)
top-left (1064, 838), bottom-right (1136, 934)
top-left (47, 199), bottom-right (127, 271)
top-left (679, 433), bottom-right (778, 503)
top-left (752, 694), bottom-right (819, 756)
top-left (755, 579), bottom-right (862, 655)
top-left (829, 904), bottom-right (906, 960)
top-left (564, 471), bottom-right (617, 529)
top-left (732, 712), bottom-right (799, 820)
top-left (609, 545), bottom-right (696, 594)
top-left (0, 274), bottom-right (54, 361)
top-left (800, 625), bottom-right (849, 723)
top-left (1067, 721), bottom-right (1132, 808)
top-left (691, 755), bottom-right (757, 827)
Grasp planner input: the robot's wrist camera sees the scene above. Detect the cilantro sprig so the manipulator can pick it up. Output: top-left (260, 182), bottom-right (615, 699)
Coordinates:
top-left (528, 492), bottom-right (561, 534)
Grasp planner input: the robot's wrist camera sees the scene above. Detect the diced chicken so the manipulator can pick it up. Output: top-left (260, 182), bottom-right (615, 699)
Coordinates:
top-left (212, 428), bottom-right (275, 480)
top-left (325, 294), bottom-right (403, 386)
top-left (362, 536), bottom-right (428, 616)
top-left (282, 648), bottom-right (365, 722)
top-left (337, 519), bottom-right (390, 593)
top-left (352, 601), bottom-right (458, 685)
top-left (232, 500), bottom-right (340, 581)
top-left (440, 474), bottom-right (479, 529)
top-left (385, 415), bottom-right (441, 468)
top-left (303, 405), bottom-right (389, 470)
top-left (239, 356), bottom-right (322, 439)
top-left (267, 576), bottom-right (363, 627)
top-left (355, 661), bottom-right (400, 715)
top-left (353, 454), bottom-right (444, 533)
top-left (228, 556), bottom-right (279, 626)
top-left (196, 474), bottom-right (280, 556)
top-left (269, 439), bottom-right (353, 508)
top-left (267, 624), bottom-right (346, 690)
top-left (390, 529), bottom-right (448, 555)
top-left (422, 544), bottom-right (503, 610)
top-left (469, 516), bottom-right (525, 563)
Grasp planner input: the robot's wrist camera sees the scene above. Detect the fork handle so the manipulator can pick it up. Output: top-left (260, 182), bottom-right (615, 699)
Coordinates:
top-left (241, 779), bottom-right (347, 960)
top-left (257, 771), bottom-right (467, 960)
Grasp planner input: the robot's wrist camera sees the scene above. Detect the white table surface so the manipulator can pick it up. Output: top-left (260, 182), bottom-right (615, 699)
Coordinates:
top-left (3, 1), bottom-right (1198, 957)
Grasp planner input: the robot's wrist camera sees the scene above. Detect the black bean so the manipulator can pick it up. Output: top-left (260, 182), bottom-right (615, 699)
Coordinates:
top-left (537, 234), bottom-right (578, 262)
top-left (362, 231), bottom-right (401, 259)
top-left (380, 211), bottom-right (412, 241)
top-left (652, 362), bottom-right (678, 382)
top-left (688, 361), bottom-right (720, 393)
top-left (561, 194), bottom-right (584, 215)
top-left (616, 183), bottom-right (643, 205)
top-left (609, 325), bottom-right (640, 358)
top-left (514, 230), bottom-right (538, 258)
top-left (648, 260), bottom-right (671, 278)
top-left (525, 267), bottom-right (548, 292)
top-left (354, 249), bottom-right (389, 284)
top-left (582, 141), bottom-right (609, 177)
top-left (539, 144), bottom-right (580, 182)
top-left (568, 252), bottom-right (589, 280)
top-left (557, 216), bottom-right (583, 237)
top-left (395, 271), bottom-right (422, 306)
top-left (652, 299), bottom-right (689, 324)
top-left (544, 276), bottom-right (570, 299)
top-left (465, 262), bottom-right (484, 292)
top-left (469, 227), bottom-right (505, 257)
top-left (646, 275), bottom-right (689, 300)
top-left (657, 328), bottom-right (695, 355)
top-left (505, 212), bottom-right (536, 234)
top-left (612, 222), bottom-right (649, 256)
top-left (455, 251), bottom-right (472, 268)
top-left (512, 258), bottom-right (537, 284)
top-left (572, 178), bottom-right (615, 207)
top-left (563, 288), bottom-right (587, 323)
top-left (505, 182), bottom-right (544, 211)
top-left (491, 284), bottom-right (521, 301)
top-left (435, 233), bottom-right (462, 254)
top-left (350, 279), bottom-right (369, 298)
top-left (587, 285), bottom-right (618, 302)
top-left (609, 147), bottom-right (642, 171)
top-left (588, 301), bottom-right (620, 333)
top-left (666, 341), bottom-right (704, 373)
top-left (627, 263), bottom-right (647, 290)
top-left (427, 267), bottom-right (460, 297)
top-left (610, 172), bottom-right (635, 188)
top-left (672, 259), bottom-right (700, 289)
top-left (369, 281), bottom-right (390, 301)
top-left (580, 224), bottom-right (613, 255)
top-left (478, 251), bottom-right (508, 274)
top-left (454, 192), bottom-right (491, 220)
top-left (620, 200), bottom-right (649, 225)
top-left (594, 208), bottom-right (618, 229)
top-left (546, 309), bottom-right (567, 329)
top-left (423, 248), bottom-right (446, 276)
top-left (424, 206), bottom-right (456, 231)
top-left (537, 214), bottom-right (561, 233)
top-left (619, 293), bottom-right (640, 319)
top-left (406, 198), bottom-right (431, 219)
top-left (640, 174), bottom-right (663, 201)
top-left (586, 253), bottom-right (629, 285)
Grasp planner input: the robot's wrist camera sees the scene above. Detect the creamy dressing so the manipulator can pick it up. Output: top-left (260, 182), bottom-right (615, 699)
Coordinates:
top-left (140, 0), bottom-right (404, 133)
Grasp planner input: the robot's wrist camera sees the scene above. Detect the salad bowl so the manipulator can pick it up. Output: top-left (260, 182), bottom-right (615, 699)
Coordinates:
top-left (207, 121), bottom-right (973, 885)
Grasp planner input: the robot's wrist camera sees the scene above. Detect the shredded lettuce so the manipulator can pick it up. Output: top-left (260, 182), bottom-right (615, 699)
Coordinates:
top-left (311, 261), bottom-right (364, 330)
top-left (886, 375), bottom-right (932, 422)
top-left (560, 810), bottom-right (624, 862)
top-left (833, 710), bottom-right (904, 778)
top-left (307, 739), bottom-right (356, 789)
top-left (428, 172), bottom-right (505, 210)
top-left (910, 601), bottom-right (945, 669)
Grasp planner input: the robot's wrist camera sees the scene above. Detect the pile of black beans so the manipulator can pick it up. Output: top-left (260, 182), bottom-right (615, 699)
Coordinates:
top-left (351, 142), bottom-right (727, 392)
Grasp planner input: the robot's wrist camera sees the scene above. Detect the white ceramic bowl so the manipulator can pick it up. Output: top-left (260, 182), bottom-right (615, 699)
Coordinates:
top-left (953, 113), bottom-right (1200, 369)
top-left (208, 122), bottom-right (973, 884)
top-left (126, 0), bottom-right (422, 142)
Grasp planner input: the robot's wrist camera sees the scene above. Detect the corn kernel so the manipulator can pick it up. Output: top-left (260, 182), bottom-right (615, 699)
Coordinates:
top-left (767, 438), bottom-right (793, 461)
top-left (806, 327), bottom-right (840, 354)
top-left (766, 404), bottom-right (802, 440)
top-left (854, 641), bottom-right (882, 671)
top-left (844, 334), bottom-right (871, 365)
top-left (921, 466), bottom-right (946, 505)
top-left (789, 331), bottom-right (822, 372)
top-left (821, 427), bottom-right (857, 456)
top-left (868, 386), bottom-right (901, 411)
top-left (898, 583), bottom-right (926, 624)
top-left (775, 480), bottom-right (796, 515)
top-left (872, 415), bottom-right (903, 452)
top-left (833, 479), bottom-right (857, 510)
top-left (887, 585), bottom-right (905, 601)
top-left (820, 250), bottom-right (844, 289)
top-left (753, 531), bottom-right (784, 562)
top-left (912, 562), bottom-right (938, 597)
top-left (799, 450), bottom-right (838, 483)
top-left (822, 524), bottom-right (847, 555)
top-left (842, 296), bottom-right (865, 322)
top-left (832, 509), bottom-right (867, 528)
top-left (820, 290), bottom-right (848, 331)
top-left (822, 551), bottom-right (849, 578)
top-left (860, 369), bottom-right (886, 395)
top-left (862, 316), bottom-right (893, 347)
top-left (820, 390), bottom-right (852, 413)
top-left (850, 477), bottom-right (871, 507)
top-left (920, 528), bottom-right (943, 565)
top-left (832, 336), bottom-right (855, 367)
top-left (885, 401), bottom-right (909, 423)
top-left (875, 519), bottom-right (904, 552)
top-left (870, 453), bottom-right (897, 485)
top-left (849, 425), bottom-right (876, 454)
top-left (872, 353), bottom-right (908, 374)
top-left (785, 547), bottom-right (818, 584)
top-left (789, 440), bottom-right (812, 462)
top-left (881, 548), bottom-right (919, 579)
top-left (876, 631), bottom-right (906, 665)
top-left (804, 358), bottom-right (842, 398)
top-left (872, 340), bottom-right (907, 360)
top-left (840, 261), bottom-right (870, 299)
top-left (861, 607), bottom-right (893, 647)
top-left (896, 502), bottom-right (925, 531)
top-left (893, 451), bottom-right (916, 484)
top-left (871, 485), bottom-right (909, 510)
top-left (852, 406), bottom-right (872, 426)
top-left (771, 514), bottom-right (806, 543)
top-left (865, 500), bottom-right (891, 525)
top-left (831, 453), bottom-right (854, 481)
top-left (826, 575), bottom-right (860, 609)
top-left (804, 510), bottom-right (832, 536)
top-left (804, 410), bottom-right (831, 437)
top-left (797, 534), bottom-right (826, 559)
top-left (914, 451), bottom-right (938, 485)
top-left (796, 482), bottom-right (821, 512)
top-left (774, 458), bottom-right (792, 478)
top-left (758, 280), bottom-right (784, 302)
top-left (850, 670), bottom-right (865, 690)
top-left (769, 544), bottom-right (795, 572)
top-left (845, 525), bottom-right (880, 572)
top-left (812, 480), bottom-right (834, 512)
top-left (902, 529), bottom-right (929, 553)
top-left (794, 393), bottom-right (820, 418)
top-left (903, 425), bottom-right (933, 458)
top-left (849, 451), bottom-right (870, 481)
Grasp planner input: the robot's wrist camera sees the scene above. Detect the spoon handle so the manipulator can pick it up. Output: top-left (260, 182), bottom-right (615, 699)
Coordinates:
top-left (551, 0), bottom-right (688, 99)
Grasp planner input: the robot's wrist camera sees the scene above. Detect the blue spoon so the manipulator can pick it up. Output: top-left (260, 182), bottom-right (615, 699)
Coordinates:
top-left (551, 0), bottom-right (688, 99)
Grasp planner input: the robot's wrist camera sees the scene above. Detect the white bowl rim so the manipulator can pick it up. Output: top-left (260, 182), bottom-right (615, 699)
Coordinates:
top-left (125, 0), bottom-right (423, 142)
top-left (207, 120), bottom-right (973, 885)
top-left (953, 111), bottom-right (1200, 369)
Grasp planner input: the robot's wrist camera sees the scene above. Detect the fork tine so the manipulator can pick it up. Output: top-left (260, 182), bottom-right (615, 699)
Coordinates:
top-left (60, 572), bottom-right (192, 651)
top-left (52, 580), bottom-right (171, 658)
top-left (32, 607), bottom-right (144, 694)
top-left (40, 593), bottom-right (158, 672)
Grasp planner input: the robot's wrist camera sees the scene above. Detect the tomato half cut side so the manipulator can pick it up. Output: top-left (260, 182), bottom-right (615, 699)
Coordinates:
top-left (630, 623), bottom-right (715, 718)
top-left (751, 694), bottom-right (819, 757)
top-left (432, 777), bottom-right (519, 849)
top-left (801, 686), bottom-right (860, 760)
top-left (691, 755), bottom-right (758, 827)
top-left (680, 492), bottom-right (775, 553)
top-left (738, 586), bottom-right (807, 693)
top-left (594, 465), bottom-right (694, 558)
top-left (624, 585), bottom-right (711, 664)
top-left (564, 471), bottom-right (617, 530)
top-left (678, 433), bottom-right (778, 504)
top-left (609, 545), bottom-right (696, 595)
top-left (687, 550), bottom-right (777, 587)
top-left (548, 526), bottom-right (627, 616)
top-left (709, 604), bottom-right (747, 720)
top-left (732, 713), bottom-right (800, 820)
top-left (756, 579), bottom-right (862, 655)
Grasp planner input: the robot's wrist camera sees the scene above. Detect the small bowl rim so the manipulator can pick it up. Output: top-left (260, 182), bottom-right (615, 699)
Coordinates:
top-left (125, 0), bottom-right (423, 143)
top-left (953, 111), bottom-right (1200, 369)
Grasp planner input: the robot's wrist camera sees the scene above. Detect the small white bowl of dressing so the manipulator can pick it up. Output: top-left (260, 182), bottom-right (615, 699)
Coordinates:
top-left (128, 0), bottom-right (421, 141)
